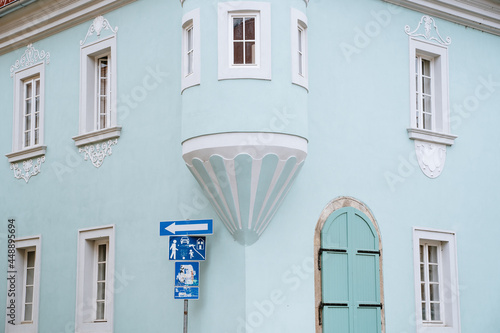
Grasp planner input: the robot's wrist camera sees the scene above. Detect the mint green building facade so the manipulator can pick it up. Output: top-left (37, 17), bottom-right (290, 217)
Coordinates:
top-left (1, 0), bottom-right (499, 332)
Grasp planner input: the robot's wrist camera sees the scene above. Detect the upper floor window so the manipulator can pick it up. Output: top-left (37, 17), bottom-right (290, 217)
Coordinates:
top-left (218, 2), bottom-right (271, 80)
top-left (405, 16), bottom-right (456, 146)
top-left (413, 228), bottom-right (461, 332)
top-left (6, 49), bottom-right (47, 164)
top-left (181, 8), bottom-right (200, 93)
top-left (73, 16), bottom-right (121, 147)
top-left (291, 8), bottom-right (308, 90)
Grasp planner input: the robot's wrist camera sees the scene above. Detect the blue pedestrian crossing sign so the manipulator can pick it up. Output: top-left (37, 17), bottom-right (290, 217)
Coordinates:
top-left (175, 262), bottom-right (199, 287)
top-left (169, 236), bottom-right (206, 261)
top-left (174, 287), bottom-right (199, 300)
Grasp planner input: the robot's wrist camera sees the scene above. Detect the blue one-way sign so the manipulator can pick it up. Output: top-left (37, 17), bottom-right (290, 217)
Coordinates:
top-left (169, 236), bottom-right (206, 261)
top-left (160, 219), bottom-right (213, 236)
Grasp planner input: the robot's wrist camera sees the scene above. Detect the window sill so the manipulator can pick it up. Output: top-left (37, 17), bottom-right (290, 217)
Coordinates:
top-left (72, 126), bottom-right (121, 147)
top-left (407, 128), bottom-right (457, 146)
top-left (6, 145), bottom-right (47, 163)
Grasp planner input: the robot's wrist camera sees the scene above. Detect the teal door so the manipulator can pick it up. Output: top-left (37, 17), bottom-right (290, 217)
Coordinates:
top-left (320, 207), bottom-right (382, 333)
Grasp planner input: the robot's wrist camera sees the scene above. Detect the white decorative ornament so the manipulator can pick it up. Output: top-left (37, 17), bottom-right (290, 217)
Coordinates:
top-left (414, 140), bottom-right (447, 179)
top-left (405, 15), bottom-right (451, 46)
top-left (10, 156), bottom-right (46, 183)
top-left (10, 44), bottom-right (50, 77)
top-left (79, 139), bottom-right (118, 168)
top-left (80, 15), bottom-right (118, 46)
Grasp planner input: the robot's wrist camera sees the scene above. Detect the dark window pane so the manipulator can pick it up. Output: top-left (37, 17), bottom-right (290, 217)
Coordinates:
top-left (233, 42), bottom-right (244, 64)
top-left (233, 18), bottom-right (243, 40)
top-left (245, 42), bottom-right (255, 64)
top-left (245, 17), bottom-right (255, 40)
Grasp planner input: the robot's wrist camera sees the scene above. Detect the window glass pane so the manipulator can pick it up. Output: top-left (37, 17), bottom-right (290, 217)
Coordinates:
top-left (24, 304), bottom-right (32, 322)
top-left (421, 302), bottom-right (426, 321)
top-left (26, 82), bottom-right (32, 99)
top-left (419, 245), bottom-right (424, 262)
top-left (25, 286), bottom-right (33, 303)
top-left (35, 96), bottom-right (40, 112)
top-left (98, 244), bottom-right (107, 262)
top-left (429, 264), bottom-right (439, 282)
top-left (35, 80), bottom-right (40, 96)
top-left (100, 79), bottom-right (107, 96)
top-left (422, 59), bottom-right (431, 77)
top-left (298, 28), bottom-right (302, 51)
top-left (420, 264), bottom-right (425, 281)
top-left (24, 132), bottom-right (30, 147)
top-left (26, 268), bottom-right (34, 285)
top-left (430, 303), bottom-right (440, 321)
top-left (245, 42), bottom-right (255, 64)
top-left (420, 283), bottom-right (426, 301)
top-left (35, 112), bottom-right (39, 129)
top-left (233, 42), bottom-right (244, 64)
top-left (233, 18), bottom-right (243, 40)
top-left (98, 263), bottom-right (106, 281)
top-left (100, 60), bottom-right (108, 77)
top-left (188, 52), bottom-right (194, 74)
top-left (428, 245), bottom-right (437, 264)
top-left (187, 27), bottom-right (193, 50)
top-left (430, 284), bottom-right (439, 301)
top-left (423, 113), bottom-right (432, 130)
top-left (423, 77), bottom-right (431, 94)
top-left (97, 282), bottom-right (105, 300)
top-left (422, 95), bottom-right (431, 112)
top-left (96, 302), bottom-right (105, 320)
top-left (25, 99), bottom-right (32, 116)
top-left (35, 129), bottom-right (39, 145)
top-left (245, 17), bottom-right (255, 40)
top-left (25, 115), bottom-right (31, 132)
top-left (298, 53), bottom-right (303, 75)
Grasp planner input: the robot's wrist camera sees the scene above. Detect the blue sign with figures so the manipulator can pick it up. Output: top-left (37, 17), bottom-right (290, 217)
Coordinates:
top-left (175, 261), bottom-right (200, 287)
top-left (160, 219), bottom-right (213, 236)
top-left (169, 236), bottom-right (206, 261)
top-left (174, 287), bottom-right (199, 300)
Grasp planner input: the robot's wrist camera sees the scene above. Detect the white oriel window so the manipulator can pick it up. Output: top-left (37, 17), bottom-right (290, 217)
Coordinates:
top-left (94, 240), bottom-right (108, 321)
top-left (7, 61), bottom-right (47, 164)
top-left (76, 226), bottom-right (115, 333)
top-left (22, 78), bottom-right (41, 149)
top-left (413, 228), bottom-right (461, 332)
top-left (415, 56), bottom-right (433, 130)
top-left (291, 8), bottom-right (308, 89)
top-left (419, 241), bottom-right (442, 323)
top-left (181, 8), bottom-right (200, 93)
top-left (218, 2), bottom-right (271, 80)
top-left (96, 56), bottom-right (110, 131)
top-left (232, 15), bottom-right (257, 65)
top-left (23, 249), bottom-right (36, 323)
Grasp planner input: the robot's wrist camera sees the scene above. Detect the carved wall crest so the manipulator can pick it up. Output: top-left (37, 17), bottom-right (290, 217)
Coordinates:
top-left (405, 15), bottom-right (451, 46)
top-left (79, 139), bottom-right (118, 168)
top-left (10, 156), bottom-right (45, 183)
top-left (414, 140), bottom-right (447, 178)
top-left (80, 15), bottom-right (118, 46)
top-left (10, 44), bottom-right (50, 77)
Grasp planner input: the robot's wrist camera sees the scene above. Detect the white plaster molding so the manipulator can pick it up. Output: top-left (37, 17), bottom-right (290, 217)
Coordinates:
top-left (72, 126), bottom-right (121, 147)
top-left (384, 0), bottom-right (500, 36)
top-left (10, 43), bottom-right (49, 78)
top-left (405, 15), bottom-right (451, 45)
top-left (414, 140), bottom-right (447, 178)
top-left (79, 139), bottom-right (118, 168)
top-left (6, 145), bottom-right (46, 163)
top-left (407, 128), bottom-right (457, 146)
top-left (0, 0), bottom-right (136, 56)
top-left (80, 15), bottom-right (118, 46)
top-left (10, 155), bottom-right (45, 183)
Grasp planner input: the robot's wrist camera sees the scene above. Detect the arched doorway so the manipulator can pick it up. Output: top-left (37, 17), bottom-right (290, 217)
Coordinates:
top-left (314, 197), bottom-right (385, 333)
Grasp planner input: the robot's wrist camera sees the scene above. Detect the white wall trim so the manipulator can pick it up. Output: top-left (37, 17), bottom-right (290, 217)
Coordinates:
top-left (383, 0), bottom-right (500, 36)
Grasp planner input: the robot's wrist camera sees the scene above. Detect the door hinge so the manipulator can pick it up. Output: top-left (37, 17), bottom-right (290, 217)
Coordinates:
top-left (358, 303), bottom-right (383, 309)
top-left (319, 302), bottom-right (349, 325)
top-left (318, 248), bottom-right (347, 270)
top-left (357, 250), bottom-right (380, 255)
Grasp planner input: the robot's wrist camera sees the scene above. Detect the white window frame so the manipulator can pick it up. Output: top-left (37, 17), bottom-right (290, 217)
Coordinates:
top-left (5, 236), bottom-right (41, 333)
top-left (181, 8), bottom-right (201, 93)
top-left (407, 38), bottom-right (456, 146)
top-left (218, 1), bottom-right (271, 80)
top-left (75, 225), bottom-right (115, 333)
top-left (73, 35), bottom-right (121, 147)
top-left (291, 8), bottom-right (308, 90)
top-left (6, 63), bottom-right (46, 163)
top-left (413, 228), bottom-right (461, 333)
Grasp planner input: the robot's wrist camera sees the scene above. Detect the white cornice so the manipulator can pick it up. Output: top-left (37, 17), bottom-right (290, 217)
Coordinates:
top-left (0, 0), bottom-right (136, 56)
top-left (383, 0), bottom-right (500, 36)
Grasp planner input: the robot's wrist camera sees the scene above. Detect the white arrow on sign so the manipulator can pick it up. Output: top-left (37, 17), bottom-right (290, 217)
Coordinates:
top-left (166, 222), bottom-right (209, 235)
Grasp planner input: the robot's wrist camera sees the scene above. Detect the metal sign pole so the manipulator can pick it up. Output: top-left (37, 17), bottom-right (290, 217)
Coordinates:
top-left (183, 299), bottom-right (188, 333)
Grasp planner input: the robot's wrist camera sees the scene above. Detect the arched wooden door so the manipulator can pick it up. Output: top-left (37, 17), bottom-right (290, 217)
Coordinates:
top-left (319, 207), bottom-right (382, 333)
